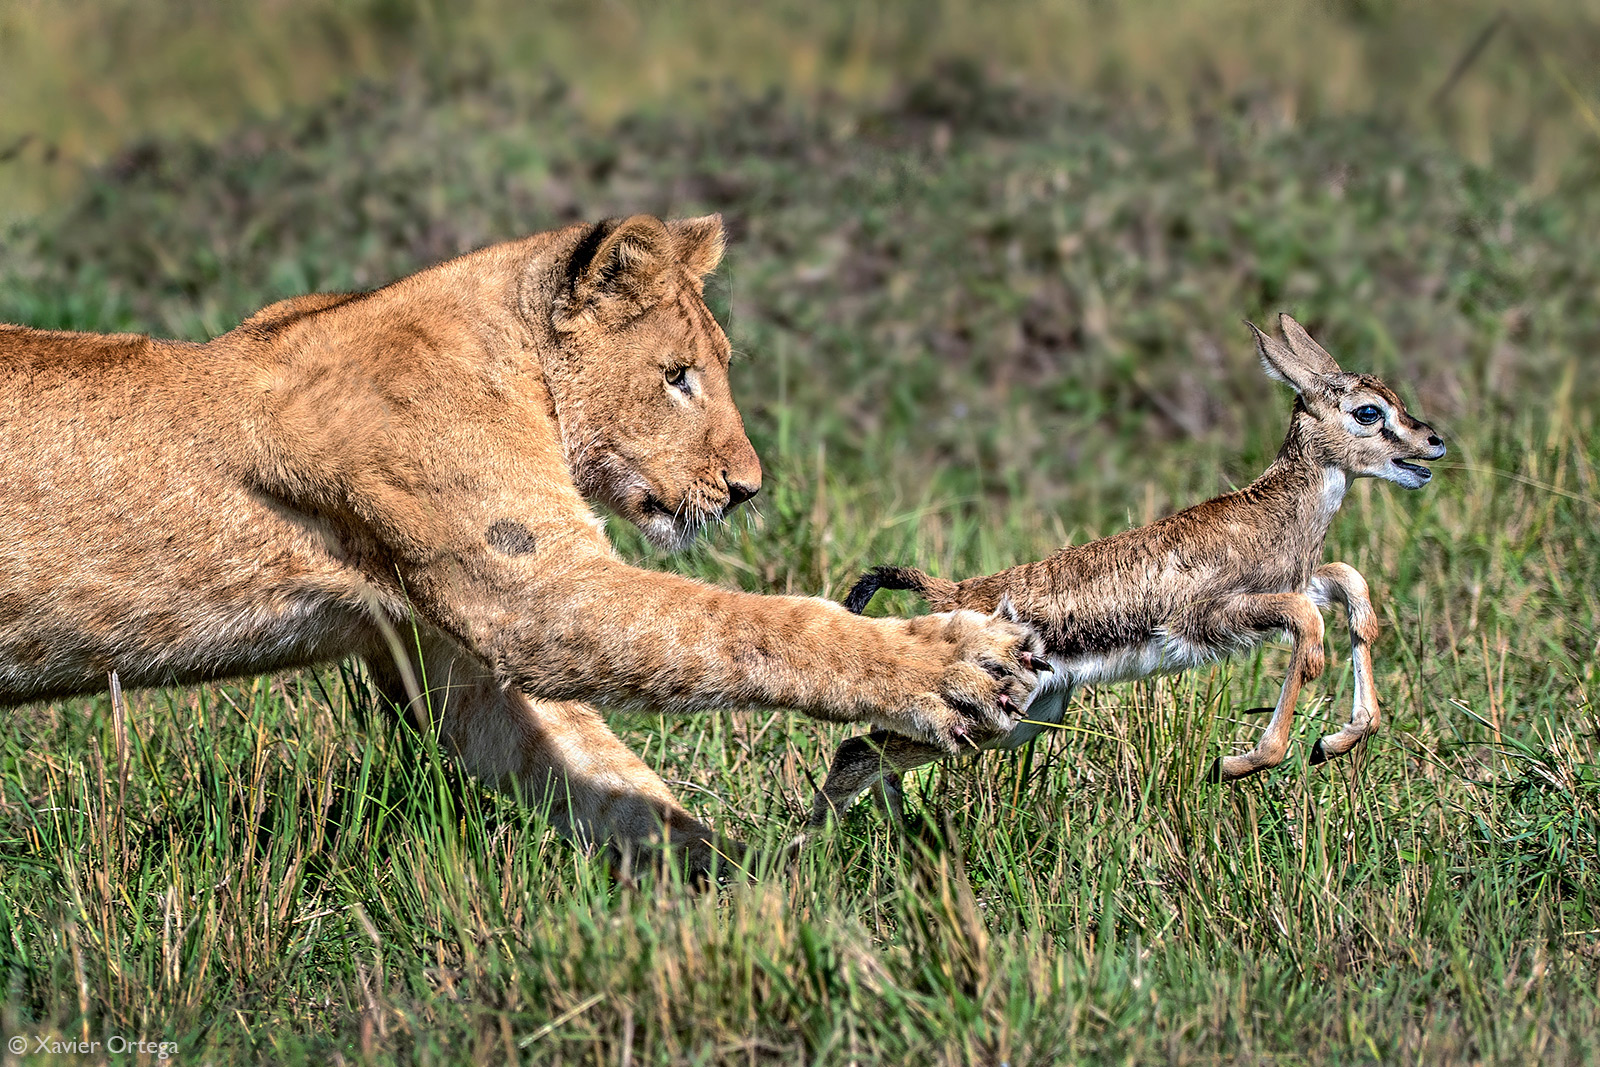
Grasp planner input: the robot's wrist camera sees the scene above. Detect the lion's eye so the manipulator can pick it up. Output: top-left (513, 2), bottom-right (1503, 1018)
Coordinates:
top-left (664, 366), bottom-right (692, 394)
top-left (1352, 404), bottom-right (1384, 426)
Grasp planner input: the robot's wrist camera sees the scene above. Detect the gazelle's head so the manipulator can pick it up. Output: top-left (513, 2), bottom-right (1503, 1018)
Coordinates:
top-left (1248, 313), bottom-right (1445, 489)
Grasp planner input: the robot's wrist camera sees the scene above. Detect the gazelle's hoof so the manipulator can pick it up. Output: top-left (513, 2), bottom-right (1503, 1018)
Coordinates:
top-left (1207, 757), bottom-right (1224, 784)
top-left (1308, 738), bottom-right (1330, 765)
top-left (1212, 751), bottom-right (1280, 781)
top-left (784, 832), bottom-right (811, 862)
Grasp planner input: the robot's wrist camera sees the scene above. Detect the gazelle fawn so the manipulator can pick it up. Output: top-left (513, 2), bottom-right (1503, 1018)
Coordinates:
top-left (807, 314), bottom-right (1445, 830)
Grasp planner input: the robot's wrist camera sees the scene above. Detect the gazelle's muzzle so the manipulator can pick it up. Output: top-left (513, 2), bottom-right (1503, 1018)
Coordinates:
top-left (1392, 426), bottom-right (1446, 485)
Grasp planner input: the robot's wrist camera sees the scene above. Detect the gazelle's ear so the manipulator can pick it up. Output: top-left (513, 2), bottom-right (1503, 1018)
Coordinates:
top-left (993, 595), bottom-right (1019, 624)
top-left (1246, 316), bottom-right (1335, 396)
top-left (1278, 313), bottom-right (1342, 376)
top-left (553, 215), bottom-right (674, 331)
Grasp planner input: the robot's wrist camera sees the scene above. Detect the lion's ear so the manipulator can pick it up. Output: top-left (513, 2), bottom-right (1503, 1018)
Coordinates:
top-left (553, 215), bottom-right (673, 332)
top-left (667, 214), bottom-right (725, 279)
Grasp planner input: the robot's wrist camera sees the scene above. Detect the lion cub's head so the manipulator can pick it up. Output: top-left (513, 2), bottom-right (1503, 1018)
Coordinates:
top-left (542, 214), bottom-right (761, 552)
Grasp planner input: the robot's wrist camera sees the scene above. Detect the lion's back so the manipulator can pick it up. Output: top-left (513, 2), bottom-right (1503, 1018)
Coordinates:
top-left (0, 323), bottom-right (382, 705)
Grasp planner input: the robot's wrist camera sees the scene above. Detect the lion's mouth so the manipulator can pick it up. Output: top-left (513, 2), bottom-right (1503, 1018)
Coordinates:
top-left (642, 494), bottom-right (677, 519)
top-left (635, 492), bottom-right (724, 552)
top-left (643, 492), bottom-right (730, 524)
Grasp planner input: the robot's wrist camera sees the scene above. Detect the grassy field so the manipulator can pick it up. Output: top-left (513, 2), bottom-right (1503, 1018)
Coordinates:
top-left (4, 6), bottom-right (1600, 1064)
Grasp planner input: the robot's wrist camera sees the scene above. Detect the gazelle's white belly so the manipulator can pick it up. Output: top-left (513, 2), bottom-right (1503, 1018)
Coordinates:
top-left (993, 632), bottom-right (1236, 750)
top-left (1056, 631), bottom-right (1226, 686)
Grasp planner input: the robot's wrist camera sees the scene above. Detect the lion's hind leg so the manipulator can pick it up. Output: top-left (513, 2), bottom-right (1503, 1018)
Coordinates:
top-left (367, 632), bottom-right (733, 880)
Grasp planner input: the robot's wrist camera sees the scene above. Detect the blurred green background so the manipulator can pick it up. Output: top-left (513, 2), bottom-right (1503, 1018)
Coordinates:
top-left (3, 0), bottom-right (1599, 211)
top-left (4, 2), bottom-right (1600, 1064)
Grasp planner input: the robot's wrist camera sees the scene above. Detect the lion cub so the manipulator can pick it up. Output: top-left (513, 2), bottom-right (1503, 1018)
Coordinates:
top-left (807, 314), bottom-right (1444, 828)
top-left (1, 213), bottom-right (1042, 875)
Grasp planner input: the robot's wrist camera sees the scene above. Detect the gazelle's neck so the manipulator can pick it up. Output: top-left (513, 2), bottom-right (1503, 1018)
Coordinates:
top-left (1251, 407), bottom-right (1351, 542)
top-left (1309, 466), bottom-right (1349, 530)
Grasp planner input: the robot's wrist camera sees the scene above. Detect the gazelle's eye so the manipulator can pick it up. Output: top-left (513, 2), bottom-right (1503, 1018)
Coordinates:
top-left (1352, 404), bottom-right (1383, 426)
top-left (664, 366), bottom-right (691, 394)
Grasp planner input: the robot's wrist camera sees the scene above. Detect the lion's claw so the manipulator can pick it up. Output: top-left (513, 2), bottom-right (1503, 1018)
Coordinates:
top-left (887, 609), bottom-right (1045, 751)
top-left (1021, 651), bottom-right (1053, 673)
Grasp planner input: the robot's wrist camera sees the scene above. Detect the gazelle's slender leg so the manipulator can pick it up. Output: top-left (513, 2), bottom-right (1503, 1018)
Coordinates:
top-left (870, 773), bottom-right (907, 824)
top-left (1306, 561), bottom-right (1381, 764)
top-left (804, 731), bottom-right (946, 831)
top-left (1210, 592), bottom-right (1326, 781)
top-left (801, 679), bottom-right (1073, 840)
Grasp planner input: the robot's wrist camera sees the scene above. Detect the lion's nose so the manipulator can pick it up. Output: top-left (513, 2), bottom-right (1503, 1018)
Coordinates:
top-left (723, 437), bottom-right (762, 508)
top-left (726, 476), bottom-right (760, 508)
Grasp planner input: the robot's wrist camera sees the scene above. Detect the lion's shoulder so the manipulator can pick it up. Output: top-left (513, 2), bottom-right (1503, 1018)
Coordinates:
top-left (233, 292), bottom-right (367, 338)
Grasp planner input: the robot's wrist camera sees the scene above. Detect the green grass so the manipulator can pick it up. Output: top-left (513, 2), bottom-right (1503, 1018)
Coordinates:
top-left (4, 49), bottom-right (1600, 1066)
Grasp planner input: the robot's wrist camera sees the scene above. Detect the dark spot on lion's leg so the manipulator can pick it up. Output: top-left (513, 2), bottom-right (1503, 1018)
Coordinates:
top-left (486, 519), bottom-right (538, 555)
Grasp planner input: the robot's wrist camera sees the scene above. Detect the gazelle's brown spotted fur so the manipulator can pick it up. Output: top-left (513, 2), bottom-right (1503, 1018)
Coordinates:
top-left (807, 314), bottom-right (1444, 830)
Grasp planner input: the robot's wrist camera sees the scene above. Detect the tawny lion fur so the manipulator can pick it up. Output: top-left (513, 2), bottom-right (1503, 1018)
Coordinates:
top-left (0, 213), bottom-right (1042, 873)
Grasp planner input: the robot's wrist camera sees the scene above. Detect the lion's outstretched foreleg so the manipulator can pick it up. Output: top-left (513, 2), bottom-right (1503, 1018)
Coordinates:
top-left (404, 544), bottom-right (1043, 758)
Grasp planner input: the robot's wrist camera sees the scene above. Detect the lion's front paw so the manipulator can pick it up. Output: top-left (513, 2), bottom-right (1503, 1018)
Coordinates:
top-left (894, 610), bottom-right (1045, 753)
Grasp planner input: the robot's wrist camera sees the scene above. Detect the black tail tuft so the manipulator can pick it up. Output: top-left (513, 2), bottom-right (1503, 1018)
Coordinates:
top-left (842, 565), bottom-right (930, 614)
